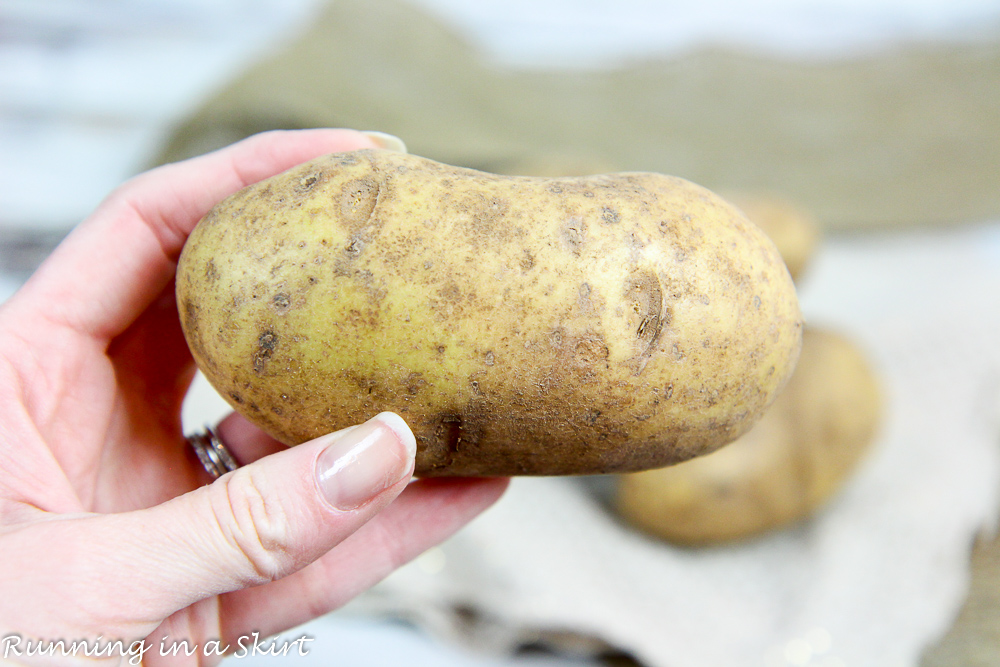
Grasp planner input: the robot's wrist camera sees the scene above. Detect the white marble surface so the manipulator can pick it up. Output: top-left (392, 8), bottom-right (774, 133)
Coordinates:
top-left (0, 0), bottom-right (327, 231)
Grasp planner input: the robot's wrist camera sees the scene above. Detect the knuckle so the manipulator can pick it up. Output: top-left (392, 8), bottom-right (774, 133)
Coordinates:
top-left (212, 467), bottom-right (294, 584)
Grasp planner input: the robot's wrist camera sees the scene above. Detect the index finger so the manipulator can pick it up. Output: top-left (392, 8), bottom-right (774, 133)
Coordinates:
top-left (6, 129), bottom-right (386, 344)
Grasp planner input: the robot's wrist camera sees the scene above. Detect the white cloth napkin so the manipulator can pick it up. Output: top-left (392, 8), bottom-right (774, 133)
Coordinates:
top-left (345, 223), bottom-right (1000, 667)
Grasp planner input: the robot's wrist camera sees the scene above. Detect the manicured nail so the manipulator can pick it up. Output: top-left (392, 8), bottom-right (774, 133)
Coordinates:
top-left (361, 131), bottom-right (407, 153)
top-left (316, 413), bottom-right (416, 510)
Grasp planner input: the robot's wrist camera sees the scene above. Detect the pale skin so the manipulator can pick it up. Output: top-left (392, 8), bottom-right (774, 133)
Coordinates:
top-left (0, 129), bottom-right (508, 665)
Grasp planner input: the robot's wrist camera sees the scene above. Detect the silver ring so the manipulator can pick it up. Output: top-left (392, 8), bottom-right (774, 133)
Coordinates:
top-left (187, 427), bottom-right (240, 479)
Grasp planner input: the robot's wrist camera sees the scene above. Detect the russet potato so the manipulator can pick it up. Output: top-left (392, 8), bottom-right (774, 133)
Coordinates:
top-left (615, 328), bottom-right (880, 544)
top-left (176, 149), bottom-right (802, 476)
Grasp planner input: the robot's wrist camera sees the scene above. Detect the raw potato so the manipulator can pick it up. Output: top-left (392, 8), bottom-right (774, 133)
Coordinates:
top-left (615, 328), bottom-right (880, 544)
top-left (723, 193), bottom-right (820, 282)
top-left (176, 149), bottom-right (802, 476)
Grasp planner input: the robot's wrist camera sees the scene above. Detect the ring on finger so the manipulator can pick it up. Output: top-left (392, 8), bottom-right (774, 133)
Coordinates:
top-left (186, 427), bottom-right (239, 479)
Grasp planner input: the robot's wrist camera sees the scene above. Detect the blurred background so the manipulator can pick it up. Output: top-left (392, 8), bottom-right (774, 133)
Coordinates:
top-left (2, 0), bottom-right (1000, 665)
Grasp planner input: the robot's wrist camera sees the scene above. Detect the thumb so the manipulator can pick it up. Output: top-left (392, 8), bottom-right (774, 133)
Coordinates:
top-left (107, 412), bottom-right (416, 620)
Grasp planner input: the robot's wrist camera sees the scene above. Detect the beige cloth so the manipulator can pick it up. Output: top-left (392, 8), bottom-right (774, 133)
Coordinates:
top-left (153, 0), bottom-right (1000, 231)
top-left (343, 224), bottom-right (1000, 666)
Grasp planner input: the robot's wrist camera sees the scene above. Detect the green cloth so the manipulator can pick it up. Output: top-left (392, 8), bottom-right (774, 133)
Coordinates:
top-left (155, 0), bottom-right (1000, 230)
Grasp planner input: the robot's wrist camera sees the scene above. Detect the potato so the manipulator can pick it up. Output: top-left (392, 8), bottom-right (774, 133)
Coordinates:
top-left (723, 193), bottom-right (820, 282)
top-left (176, 149), bottom-right (802, 476)
top-left (614, 328), bottom-right (880, 544)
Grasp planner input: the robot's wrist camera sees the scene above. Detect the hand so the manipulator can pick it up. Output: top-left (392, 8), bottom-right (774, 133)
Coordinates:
top-left (0, 130), bottom-right (508, 665)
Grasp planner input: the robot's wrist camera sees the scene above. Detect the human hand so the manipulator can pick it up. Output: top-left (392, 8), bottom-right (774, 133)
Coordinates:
top-left (0, 129), bottom-right (508, 665)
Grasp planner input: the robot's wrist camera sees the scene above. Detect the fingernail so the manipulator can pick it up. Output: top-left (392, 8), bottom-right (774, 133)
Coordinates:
top-left (361, 131), bottom-right (407, 153)
top-left (316, 413), bottom-right (416, 511)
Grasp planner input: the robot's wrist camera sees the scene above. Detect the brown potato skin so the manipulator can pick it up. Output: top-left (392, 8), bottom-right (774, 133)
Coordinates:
top-left (615, 328), bottom-right (880, 543)
top-left (176, 149), bottom-right (802, 476)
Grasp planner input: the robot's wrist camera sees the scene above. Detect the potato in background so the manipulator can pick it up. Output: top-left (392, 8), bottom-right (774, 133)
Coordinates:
top-left (615, 327), bottom-right (880, 544)
top-left (723, 193), bottom-right (820, 283)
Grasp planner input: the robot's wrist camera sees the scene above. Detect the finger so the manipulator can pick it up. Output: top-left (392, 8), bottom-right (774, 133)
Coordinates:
top-left (107, 281), bottom-right (196, 427)
top-left (73, 412), bottom-right (416, 633)
top-left (219, 476), bottom-right (509, 639)
top-left (8, 129), bottom-right (387, 343)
